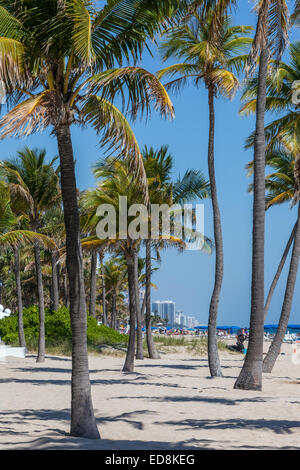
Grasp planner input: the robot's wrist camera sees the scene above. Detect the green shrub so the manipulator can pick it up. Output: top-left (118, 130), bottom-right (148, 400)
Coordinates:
top-left (0, 306), bottom-right (128, 351)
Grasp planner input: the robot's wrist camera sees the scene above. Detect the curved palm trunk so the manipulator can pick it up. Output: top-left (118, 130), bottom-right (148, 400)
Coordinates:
top-left (264, 222), bottom-right (296, 321)
top-left (89, 250), bottom-right (97, 318)
top-left (123, 247), bottom-right (137, 373)
top-left (207, 84), bottom-right (223, 377)
top-left (134, 249), bottom-right (144, 360)
top-left (145, 240), bottom-right (160, 359)
top-left (51, 250), bottom-right (59, 311)
top-left (99, 251), bottom-right (107, 325)
top-left (34, 243), bottom-right (46, 363)
top-left (14, 248), bottom-right (26, 348)
top-left (56, 123), bottom-right (99, 439)
top-left (263, 205), bottom-right (300, 373)
top-left (234, 47), bottom-right (269, 391)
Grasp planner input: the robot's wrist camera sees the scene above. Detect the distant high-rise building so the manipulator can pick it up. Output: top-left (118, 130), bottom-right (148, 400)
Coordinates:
top-left (152, 300), bottom-right (176, 325)
top-left (162, 301), bottom-right (176, 326)
top-left (152, 301), bottom-right (163, 318)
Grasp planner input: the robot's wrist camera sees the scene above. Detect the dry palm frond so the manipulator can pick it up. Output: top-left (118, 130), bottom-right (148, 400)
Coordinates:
top-left (89, 66), bottom-right (175, 120)
top-left (247, 0), bottom-right (270, 74)
top-left (0, 90), bottom-right (58, 138)
top-left (81, 95), bottom-right (147, 200)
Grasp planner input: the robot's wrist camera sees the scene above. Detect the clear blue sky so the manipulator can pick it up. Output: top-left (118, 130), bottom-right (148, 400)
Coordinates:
top-left (1, 2), bottom-right (299, 326)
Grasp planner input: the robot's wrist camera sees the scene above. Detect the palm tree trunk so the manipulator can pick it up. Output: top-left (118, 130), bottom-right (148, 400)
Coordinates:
top-left (264, 222), bottom-right (296, 320)
top-left (145, 240), bottom-right (160, 359)
top-left (207, 83), bottom-right (223, 377)
top-left (56, 123), bottom-right (99, 439)
top-left (123, 247), bottom-right (137, 373)
top-left (99, 251), bottom-right (107, 325)
top-left (134, 249), bottom-right (144, 360)
top-left (263, 205), bottom-right (300, 373)
top-left (51, 250), bottom-right (59, 311)
top-left (89, 250), bottom-right (97, 318)
top-left (14, 248), bottom-right (26, 348)
top-left (111, 291), bottom-right (117, 330)
top-left (234, 47), bottom-right (269, 391)
top-left (34, 242), bottom-right (46, 363)
top-left (64, 270), bottom-right (70, 309)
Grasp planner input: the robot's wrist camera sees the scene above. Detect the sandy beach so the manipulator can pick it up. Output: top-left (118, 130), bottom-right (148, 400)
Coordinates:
top-left (1, 342), bottom-right (300, 450)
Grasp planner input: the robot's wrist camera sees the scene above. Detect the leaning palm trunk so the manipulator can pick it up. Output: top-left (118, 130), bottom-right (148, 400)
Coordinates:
top-left (263, 205), bottom-right (300, 373)
top-left (99, 251), bottom-right (107, 325)
top-left (34, 242), bottom-right (46, 363)
top-left (134, 249), bottom-right (144, 360)
top-left (89, 250), bottom-right (97, 317)
top-left (51, 250), bottom-right (59, 311)
top-left (234, 48), bottom-right (269, 391)
top-left (56, 123), bottom-right (99, 439)
top-left (207, 84), bottom-right (223, 377)
top-left (264, 222), bottom-right (297, 320)
top-left (123, 247), bottom-right (137, 373)
top-left (14, 248), bottom-right (26, 348)
top-left (145, 240), bottom-right (160, 359)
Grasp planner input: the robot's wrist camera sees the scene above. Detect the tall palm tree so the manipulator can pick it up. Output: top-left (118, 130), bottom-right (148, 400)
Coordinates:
top-left (81, 158), bottom-right (143, 373)
top-left (0, 0), bottom-right (190, 438)
top-left (158, 9), bottom-right (252, 376)
top-left (142, 145), bottom-right (211, 358)
top-left (1, 147), bottom-right (59, 362)
top-left (241, 41), bottom-right (300, 197)
top-left (247, 142), bottom-right (297, 320)
top-left (103, 258), bottom-right (127, 330)
top-left (234, 0), bottom-right (291, 390)
top-left (255, 144), bottom-right (300, 372)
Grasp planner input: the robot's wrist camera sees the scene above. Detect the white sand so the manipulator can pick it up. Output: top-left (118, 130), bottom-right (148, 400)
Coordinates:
top-left (1, 342), bottom-right (300, 450)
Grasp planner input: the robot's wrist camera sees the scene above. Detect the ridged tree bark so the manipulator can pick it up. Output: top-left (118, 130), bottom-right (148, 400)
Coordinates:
top-left (123, 246), bottom-right (137, 373)
top-left (99, 251), bottom-right (107, 325)
top-left (111, 291), bottom-right (117, 330)
top-left (264, 222), bottom-right (296, 320)
top-left (14, 248), bottom-right (26, 348)
top-left (207, 83), bottom-right (223, 377)
top-left (145, 240), bottom-right (160, 359)
top-left (64, 271), bottom-right (70, 309)
top-left (234, 47), bottom-right (269, 391)
top-left (51, 250), bottom-right (59, 311)
top-left (34, 242), bottom-right (46, 363)
top-left (89, 250), bottom-right (97, 318)
top-left (263, 205), bottom-right (300, 373)
top-left (56, 123), bottom-right (99, 439)
top-left (134, 249), bottom-right (144, 360)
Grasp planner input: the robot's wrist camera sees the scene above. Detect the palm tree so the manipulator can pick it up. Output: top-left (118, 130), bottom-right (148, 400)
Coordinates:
top-left (0, 181), bottom-right (54, 346)
top-left (81, 158), bottom-right (143, 373)
top-left (247, 142), bottom-right (297, 320)
top-left (241, 41), bottom-right (300, 198)
top-left (103, 258), bottom-right (127, 330)
top-left (234, 0), bottom-right (291, 390)
top-left (158, 8), bottom-right (252, 376)
top-left (254, 144), bottom-right (300, 372)
top-left (0, 0), bottom-right (187, 438)
top-left (1, 147), bottom-right (59, 362)
top-left (142, 145), bottom-right (211, 358)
